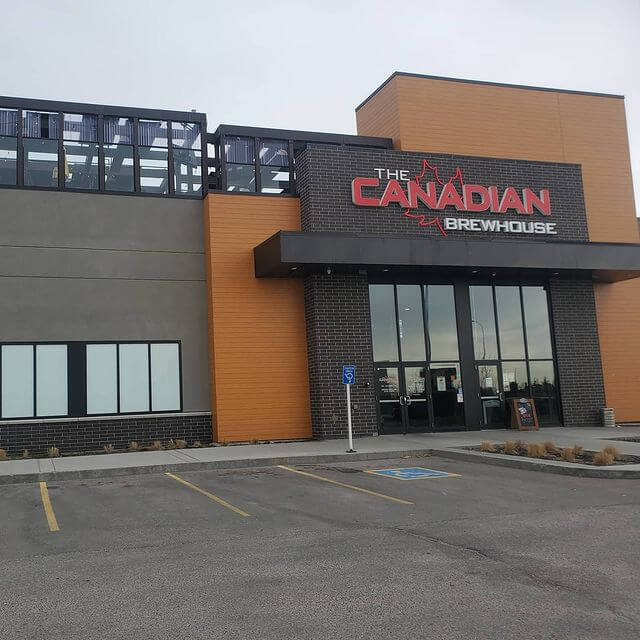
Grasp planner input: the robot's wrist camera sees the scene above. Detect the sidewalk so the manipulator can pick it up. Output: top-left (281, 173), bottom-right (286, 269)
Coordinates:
top-left (1, 425), bottom-right (639, 484)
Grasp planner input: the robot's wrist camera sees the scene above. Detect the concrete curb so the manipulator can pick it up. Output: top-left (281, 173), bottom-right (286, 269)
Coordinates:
top-left (0, 449), bottom-right (434, 485)
top-left (433, 447), bottom-right (640, 478)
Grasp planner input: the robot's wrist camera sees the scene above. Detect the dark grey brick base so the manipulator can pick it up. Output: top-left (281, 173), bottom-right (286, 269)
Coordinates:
top-left (0, 413), bottom-right (212, 456)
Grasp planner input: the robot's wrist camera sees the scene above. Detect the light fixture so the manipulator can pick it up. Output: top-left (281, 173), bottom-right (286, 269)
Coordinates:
top-left (382, 268), bottom-right (390, 272)
top-left (290, 266), bottom-right (298, 271)
top-left (471, 269), bottom-right (478, 274)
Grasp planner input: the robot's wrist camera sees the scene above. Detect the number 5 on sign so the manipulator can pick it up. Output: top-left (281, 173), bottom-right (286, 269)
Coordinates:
top-left (342, 365), bottom-right (356, 453)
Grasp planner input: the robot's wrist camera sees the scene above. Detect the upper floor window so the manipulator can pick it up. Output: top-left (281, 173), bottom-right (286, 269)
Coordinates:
top-left (259, 139), bottom-right (289, 194)
top-left (225, 136), bottom-right (255, 192)
top-left (0, 108), bottom-right (18, 186)
top-left (63, 113), bottom-right (98, 190)
top-left (23, 110), bottom-right (59, 187)
top-left (104, 117), bottom-right (134, 192)
top-left (172, 122), bottom-right (202, 195)
top-left (138, 119), bottom-right (168, 194)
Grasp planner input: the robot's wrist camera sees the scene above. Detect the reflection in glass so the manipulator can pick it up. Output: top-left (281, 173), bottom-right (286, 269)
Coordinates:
top-left (430, 362), bottom-right (464, 428)
top-left (104, 117), bottom-right (133, 144)
top-left (259, 139), bottom-right (288, 165)
top-left (63, 113), bottom-right (97, 141)
top-left (86, 344), bottom-right (118, 414)
top-left (139, 147), bottom-right (168, 194)
top-left (260, 166), bottom-right (289, 193)
top-left (23, 111), bottom-right (58, 138)
top-left (502, 360), bottom-right (529, 397)
top-left (119, 344), bottom-right (150, 412)
top-left (36, 345), bottom-right (68, 417)
top-left (0, 136), bottom-right (17, 185)
top-left (426, 285), bottom-right (459, 360)
top-left (522, 286), bottom-right (553, 358)
top-left (369, 285), bottom-right (399, 361)
top-left (150, 343), bottom-right (180, 411)
top-left (171, 122), bottom-right (201, 149)
top-left (376, 367), bottom-right (403, 434)
top-left (24, 138), bottom-right (58, 187)
top-left (226, 164), bottom-right (255, 192)
top-left (138, 119), bottom-right (168, 147)
top-left (173, 149), bottom-right (202, 194)
top-left (0, 108), bottom-right (18, 136)
top-left (64, 142), bottom-right (99, 190)
top-left (225, 136), bottom-right (255, 164)
top-left (495, 286), bottom-right (525, 359)
top-left (104, 144), bottom-right (134, 192)
top-left (529, 360), bottom-right (556, 396)
top-left (469, 286), bottom-right (498, 360)
top-left (1, 345), bottom-right (34, 418)
top-left (404, 366), bottom-right (428, 432)
top-left (396, 285), bottom-right (426, 361)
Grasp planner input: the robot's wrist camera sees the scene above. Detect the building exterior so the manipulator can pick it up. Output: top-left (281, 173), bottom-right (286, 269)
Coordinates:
top-left (1, 73), bottom-right (639, 454)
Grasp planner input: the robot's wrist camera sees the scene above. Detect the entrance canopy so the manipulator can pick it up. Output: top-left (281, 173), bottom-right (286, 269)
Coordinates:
top-left (254, 231), bottom-right (640, 283)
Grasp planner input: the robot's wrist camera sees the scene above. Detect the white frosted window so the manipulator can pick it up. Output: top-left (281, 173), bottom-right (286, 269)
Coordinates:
top-left (119, 344), bottom-right (149, 412)
top-left (151, 343), bottom-right (180, 411)
top-left (1, 345), bottom-right (34, 418)
top-left (36, 345), bottom-right (68, 416)
top-left (86, 344), bottom-right (118, 414)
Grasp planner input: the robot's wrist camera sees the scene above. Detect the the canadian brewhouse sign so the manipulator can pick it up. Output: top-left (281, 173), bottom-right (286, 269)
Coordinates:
top-left (351, 160), bottom-right (556, 237)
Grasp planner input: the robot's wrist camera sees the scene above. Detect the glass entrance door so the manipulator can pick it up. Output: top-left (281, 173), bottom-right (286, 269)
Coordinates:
top-left (376, 365), bottom-right (429, 434)
top-left (477, 363), bottom-right (506, 427)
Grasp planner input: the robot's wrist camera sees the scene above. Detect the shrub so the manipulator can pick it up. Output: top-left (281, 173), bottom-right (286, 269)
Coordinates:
top-left (47, 446), bottom-right (60, 458)
top-left (22, 449), bottom-right (30, 459)
top-left (128, 441), bottom-right (140, 452)
top-left (594, 450), bottom-right (615, 466)
top-left (602, 445), bottom-right (621, 460)
top-left (542, 441), bottom-right (558, 455)
top-left (191, 440), bottom-right (203, 448)
top-left (503, 441), bottom-right (518, 455)
top-left (479, 441), bottom-right (496, 452)
top-left (572, 444), bottom-right (584, 457)
top-left (250, 438), bottom-right (260, 445)
top-left (0, 448), bottom-right (8, 461)
top-left (560, 448), bottom-right (576, 462)
top-left (150, 440), bottom-right (163, 451)
top-left (514, 440), bottom-right (526, 454)
top-left (219, 440), bottom-right (229, 447)
top-left (165, 439), bottom-right (176, 450)
top-left (175, 439), bottom-right (187, 449)
top-left (103, 444), bottom-right (114, 454)
top-left (526, 442), bottom-right (546, 458)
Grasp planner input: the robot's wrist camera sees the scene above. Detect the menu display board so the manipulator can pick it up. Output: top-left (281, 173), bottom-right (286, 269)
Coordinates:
top-left (510, 398), bottom-right (539, 431)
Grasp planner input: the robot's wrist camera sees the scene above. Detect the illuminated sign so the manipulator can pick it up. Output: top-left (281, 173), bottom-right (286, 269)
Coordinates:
top-left (351, 160), bottom-right (556, 237)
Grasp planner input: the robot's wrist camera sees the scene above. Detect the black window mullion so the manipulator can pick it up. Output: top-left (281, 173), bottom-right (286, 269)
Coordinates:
top-left (255, 137), bottom-right (261, 193)
top-left (132, 117), bottom-right (140, 192)
top-left (393, 284), bottom-right (403, 364)
top-left (16, 108), bottom-right (24, 187)
top-left (288, 139), bottom-right (295, 195)
top-left (220, 136), bottom-right (227, 191)
top-left (492, 286), bottom-right (503, 362)
top-left (167, 122), bottom-right (175, 195)
top-left (519, 286), bottom-right (532, 393)
top-left (68, 343), bottom-right (86, 417)
top-left (97, 114), bottom-right (105, 191)
top-left (57, 112), bottom-right (64, 189)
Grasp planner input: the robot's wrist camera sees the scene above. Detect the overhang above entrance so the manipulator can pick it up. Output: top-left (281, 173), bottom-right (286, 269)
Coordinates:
top-left (254, 231), bottom-right (640, 283)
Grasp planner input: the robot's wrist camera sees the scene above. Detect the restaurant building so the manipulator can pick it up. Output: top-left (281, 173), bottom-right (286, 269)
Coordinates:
top-left (0, 72), bottom-right (639, 453)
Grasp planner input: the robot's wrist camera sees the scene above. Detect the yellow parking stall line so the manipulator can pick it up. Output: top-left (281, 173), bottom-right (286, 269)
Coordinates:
top-left (165, 472), bottom-right (250, 517)
top-left (277, 465), bottom-right (413, 505)
top-left (39, 482), bottom-right (60, 532)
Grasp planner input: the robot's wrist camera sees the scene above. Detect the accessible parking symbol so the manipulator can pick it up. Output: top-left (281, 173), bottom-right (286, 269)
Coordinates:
top-left (365, 467), bottom-right (461, 480)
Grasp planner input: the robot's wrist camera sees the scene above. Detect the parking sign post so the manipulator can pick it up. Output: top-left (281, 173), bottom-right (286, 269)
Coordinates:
top-left (342, 365), bottom-right (356, 453)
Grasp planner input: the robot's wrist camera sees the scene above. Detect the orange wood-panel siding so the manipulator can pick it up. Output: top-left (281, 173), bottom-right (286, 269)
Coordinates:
top-left (204, 194), bottom-right (312, 441)
top-left (356, 75), bottom-right (640, 421)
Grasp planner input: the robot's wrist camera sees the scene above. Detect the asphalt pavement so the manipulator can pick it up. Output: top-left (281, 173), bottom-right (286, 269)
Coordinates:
top-left (1, 456), bottom-right (639, 640)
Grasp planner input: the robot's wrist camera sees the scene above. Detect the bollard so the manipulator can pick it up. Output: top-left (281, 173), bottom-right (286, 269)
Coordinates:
top-left (602, 407), bottom-right (615, 428)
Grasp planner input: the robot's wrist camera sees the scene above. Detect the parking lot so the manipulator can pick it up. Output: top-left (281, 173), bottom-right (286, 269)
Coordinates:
top-left (2, 456), bottom-right (640, 640)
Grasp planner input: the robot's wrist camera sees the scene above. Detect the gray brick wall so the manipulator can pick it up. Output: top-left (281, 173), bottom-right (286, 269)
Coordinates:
top-left (549, 278), bottom-right (605, 427)
top-left (304, 274), bottom-right (378, 438)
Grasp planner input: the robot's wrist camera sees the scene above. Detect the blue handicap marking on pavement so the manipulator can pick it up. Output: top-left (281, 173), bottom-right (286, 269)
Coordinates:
top-left (342, 365), bottom-right (356, 385)
top-left (365, 467), bottom-right (461, 480)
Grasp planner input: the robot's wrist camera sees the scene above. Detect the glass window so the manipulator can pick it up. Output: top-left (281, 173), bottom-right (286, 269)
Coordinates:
top-left (426, 285), bottom-right (459, 360)
top-left (430, 362), bottom-right (465, 427)
top-left (396, 285), bottom-right (426, 361)
top-left (225, 136), bottom-right (255, 164)
top-left (469, 286), bottom-right (498, 360)
top-left (502, 361), bottom-right (529, 398)
top-left (63, 113), bottom-right (97, 142)
top-left (0, 136), bottom-right (17, 185)
top-left (119, 344), bottom-right (149, 413)
top-left (259, 139), bottom-right (288, 166)
top-left (260, 166), bottom-right (289, 194)
top-left (64, 142), bottom-right (99, 190)
top-left (0, 108), bottom-right (18, 136)
top-left (139, 146), bottom-right (168, 194)
top-left (36, 345), bottom-right (68, 417)
top-left (104, 117), bottom-right (133, 144)
top-left (1, 345), bottom-right (34, 418)
top-left (369, 284), bottom-right (399, 361)
top-left (24, 138), bottom-right (58, 187)
top-left (23, 110), bottom-right (59, 139)
top-left (529, 360), bottom-right (556, 397)
top-left (150, 343), bottom-right (180, 411)
top-left (495, 286), bottom-right (525, 359)
top-left (171, 122), bottom-right (201, 149)
top-left (173, 148), bottom-right (202, 194)
top-left (226, 164), bottom-right (255, 192)
top-left (138, 119), bottom-right (168, 147)
top-left (86, 344), bottom-right (118, 414)
top-left (104, 144), bottom-right (134, 192)
top-left (522, 286), bottom-right (553, 359)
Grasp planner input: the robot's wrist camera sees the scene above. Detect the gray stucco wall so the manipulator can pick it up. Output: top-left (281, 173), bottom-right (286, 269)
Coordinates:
top-left (0, 189), bottom-right (209, 412)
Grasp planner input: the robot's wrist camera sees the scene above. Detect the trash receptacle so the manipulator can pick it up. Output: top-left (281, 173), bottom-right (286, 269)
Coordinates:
top-left (602, 407), bottom-right (615, 428)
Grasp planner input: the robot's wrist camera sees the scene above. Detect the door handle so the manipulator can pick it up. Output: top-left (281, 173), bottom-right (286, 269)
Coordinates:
top-left (405, 396), bottom-right (412, 406)
top-left (398, 396), bottom-right (405, 406)
top-left (499, 392), bottom-right (504, 401)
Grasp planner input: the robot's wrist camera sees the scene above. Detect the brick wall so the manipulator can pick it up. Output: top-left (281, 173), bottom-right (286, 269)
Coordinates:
top-left (304, 274), bottom-right (378, 438)
top-left (0, 413), bottom-right (212, 456)
top-left (549, 278), bottom-right (605, 427)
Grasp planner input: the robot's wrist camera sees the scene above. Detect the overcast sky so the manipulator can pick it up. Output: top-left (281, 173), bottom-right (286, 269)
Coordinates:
top-left (1, 0), bottom-right (638, 211)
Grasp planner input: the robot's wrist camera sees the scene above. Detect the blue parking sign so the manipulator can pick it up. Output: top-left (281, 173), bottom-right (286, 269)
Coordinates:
top-left (342, 365), bottom-right (356, 385)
